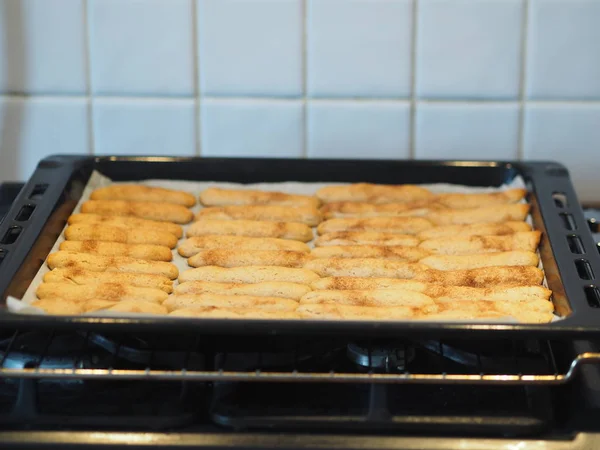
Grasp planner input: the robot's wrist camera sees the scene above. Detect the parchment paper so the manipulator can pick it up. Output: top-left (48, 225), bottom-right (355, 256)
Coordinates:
top-left (6, 170), bottom-right (554, 322)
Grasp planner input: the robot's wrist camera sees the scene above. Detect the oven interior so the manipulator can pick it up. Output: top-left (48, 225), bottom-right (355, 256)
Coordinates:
top-left (1, 328), bottom-right (600, 440)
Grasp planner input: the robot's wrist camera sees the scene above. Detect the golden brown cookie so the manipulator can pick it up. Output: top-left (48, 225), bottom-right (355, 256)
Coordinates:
top-left (81, 200), bottom-right (193, 224)
top-left (91, 185), bottom-right (196, 207)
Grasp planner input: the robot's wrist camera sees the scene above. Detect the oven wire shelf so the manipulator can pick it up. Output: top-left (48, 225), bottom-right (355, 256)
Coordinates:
top-left (1, 330), bottom-right (599, 386)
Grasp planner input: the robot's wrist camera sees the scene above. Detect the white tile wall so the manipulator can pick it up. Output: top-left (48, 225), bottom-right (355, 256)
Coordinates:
top-left (89, 0), bottom-right (194, 96)
top-left (0, 0), bottom-right (87, 94)
top-left (307, 101), bottom-right (410, 158)
top-left (92, 98), bottom-right (196, 156)
top-left (415, 0), bottom-right (523, 100)
top-left (198, 0), bottom-right (303, 97)
top-left (307, 0), bottom-right (413, 98)
top-left (526, 0), bottom-right (600, 100)
top-left (0, 0), bottom-right (599, 202)
top-left (0, 97), bottom-right (89, 181)
top-left (523, 104), bottom-right (600, 202)
top-left (415, 103), bottom-right (520, 160)
top-left (201, 99), bottom-right (303, 157)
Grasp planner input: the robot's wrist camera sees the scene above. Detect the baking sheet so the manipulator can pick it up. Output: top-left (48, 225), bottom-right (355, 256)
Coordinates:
top-left (6, 170), bottom-right (553, 322)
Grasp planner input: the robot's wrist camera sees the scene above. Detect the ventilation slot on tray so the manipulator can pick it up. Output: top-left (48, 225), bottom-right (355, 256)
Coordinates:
top-left (575, 259), bottom-right (595, 281)
top-left (0, 226), bottom-right (22, 245)
top-left (0, 249), bottom-right (6, 268)
top-left (560, 213), bottom-right (577, 231)
top-left (567, 235), bottom-right (585, 255)
top-left (585, 286), bottom-right (600, 308)
top-left (14, 204), bottom-right (35, 222)
top-left (28, 184), bottom-right (48, 201)
top-left (552, 192), bottom-right (569, 208)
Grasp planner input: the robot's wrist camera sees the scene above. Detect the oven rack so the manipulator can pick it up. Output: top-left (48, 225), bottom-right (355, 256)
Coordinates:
top-left (1, 330), bottom-right (600, 385)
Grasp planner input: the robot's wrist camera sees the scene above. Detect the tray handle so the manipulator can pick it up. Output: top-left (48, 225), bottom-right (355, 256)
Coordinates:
top-left (0, 155), bottom-right (93, 302)
top-left (521, 161), bottom-right (600, 323)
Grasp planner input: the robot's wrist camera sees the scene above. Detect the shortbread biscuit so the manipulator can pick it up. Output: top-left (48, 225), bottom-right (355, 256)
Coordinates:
top-left (178, 236), bottom-right (310, 257)
top-left (311, 245), bottom-right (429, 261)
top-left (60, 241), bottom-right (173, 261)
top-left (304, 258), bottom-right (421, 278)
top-left (91, 185), bottom-right (196, 207)
top-left (81, 200), bottom-right (193, 224)
top-left (432, 299), bottom-right (553, 323)
top-left (68, 213), bottom-right (183, 238)
top-left (174, 281), bottom-right (311, 300)
top-left (311, 277), bottom-right (427, 291)
top-left (65, 223), bottom-right (178, 248)
top-left (300, 289), bottom-right (435, 308)
top-left (416, 266), bottom-right (544, 287)
top-left (47, 251), bottom-right (179, 279)
top-left (304, 258), bottom-right (544, 286)
top-left (179, 266), bottom-right (320, 284)
top-left (303, 287), bottom-right (553, 319)
top-left (44, 268), bottom-right (174, 293)
top-left (36, 282), bottom-right (169, 303)
top-left (316, 183), bottom-right (435, 204)
top-left (418, 231), bottom-right (541, 255)
top-left (434, 189), bottom-right (527, 209)
top-left (320, 189), bottom-right (527, 217)
top-left (433, 295), bottom-right (553, 313)
top-left (200, 187), bottom-right (320, 208)
top-left (426, 204), bottom-right (530, 225)
top-left (314, 231), bottom-right (420, 247)
top-left (321, 202), bottom-right (440, 219)
top-left (196, 205), bottom-right (322, 226)
top-left (310, 277), bottom-right (552, 301)
top-left (80, 299), bottom-right (120, 313)
top-left (103, 300), bottom-right (169, 315)
top-left (297, 303), bottom-right (548, 323)
top-left (72, 299), bottom-right (169, 315)
top-left (317, 217), bottom-right (434, 235)
top-left (163, 294), bottom-right (298, 312)
top-left (419, 251), bottom-right (539, 271)
top-left (188, 249), bottom-right (309, 268)
top-left (297, 304), bottom-right (416, 320)
top-left (31, 298), bottom-right (85, 315)
top-left (417, 222), bottom-right (531, 240)
top-left (187, 219), bottom-right (313, 242)
top-left (412, 310), bottom-right (510, 322)
top-left (169, 307), bottom-right (301, 320)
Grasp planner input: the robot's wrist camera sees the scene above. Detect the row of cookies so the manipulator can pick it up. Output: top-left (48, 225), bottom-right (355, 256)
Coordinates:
top-left (31, 185), bottom-right (195, 315)
top-left (168, 185), bottom-right (553, 322)
top-left (28, 183), bottom-right (555, 323)
top-left (169, 264), bottom-right (552, 322)
top-left (168, 189), bottom-right (321, 316)
top-left (303, 184), bottom-right (553, 323)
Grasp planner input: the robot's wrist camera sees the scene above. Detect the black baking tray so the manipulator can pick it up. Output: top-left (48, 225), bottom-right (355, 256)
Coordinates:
top-left (0, 154), bottom-right (599, 338)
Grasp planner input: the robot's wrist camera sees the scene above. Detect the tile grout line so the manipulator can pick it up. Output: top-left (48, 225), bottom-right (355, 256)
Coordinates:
top-left (516, 0), bottom-right (530, 161)
top-left (1, 93), bottom-right (600, 105)
top-left (192, 0), bottom-right (202, 156)
top-left (82, 0), bottom-right (95, 156)
top-left (301, 0), bottom-right (308, 159)
top-left (408, 0), bottom-right (419, 160)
